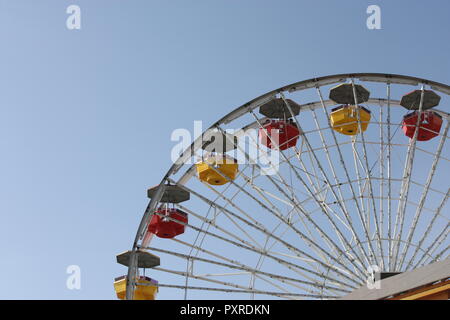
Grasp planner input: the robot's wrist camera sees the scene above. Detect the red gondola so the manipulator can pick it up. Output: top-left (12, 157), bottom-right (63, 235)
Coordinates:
top-left (259, 119), bottom-right (300, 150)
top-left (148, 208), bottom-right (188, 239)
top-left (402, 111), bottom-right (443, 141)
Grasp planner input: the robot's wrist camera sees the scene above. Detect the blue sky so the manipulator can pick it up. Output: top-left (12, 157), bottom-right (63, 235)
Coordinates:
top-left (0, 0), bottom-right (449, 299)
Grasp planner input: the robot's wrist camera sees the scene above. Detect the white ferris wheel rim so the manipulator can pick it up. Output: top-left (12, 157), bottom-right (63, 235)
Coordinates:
top-left (124, 73), bottom-right (450, 300)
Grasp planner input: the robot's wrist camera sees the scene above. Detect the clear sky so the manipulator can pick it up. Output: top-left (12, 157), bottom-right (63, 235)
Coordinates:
top-left (0, 0), bottom-right (449, 299)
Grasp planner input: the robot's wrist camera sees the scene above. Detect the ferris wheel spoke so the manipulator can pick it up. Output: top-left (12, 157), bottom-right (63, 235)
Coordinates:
top-left (252, 97), bottom-right (370, 275)
top-left (377, 101), bottom-right (386, 249)
top-left (303, 139), bottom-right (323, 193)
top-left (309, 107), bottom-right (361, 240)
top-left (153, 266), bottom-right (293, 297)
top-left (169, 212), bottom-right (350, 285)
top-left (183, 215), bottom-right (359, 289)
top-left (177, 203), bottom-right (265, 252)
top-left (385, 83), bottom-right (394, 271)
top-left (171, 177), bottom-right (365, 285)
top-left (431, 242), bottom-right (449, 263)
top-left (417, 223), bottom-right (449, 267)
top-left (416, 146), bottom-right (450, 161)
top-left (250, 214), bottom-right (354, 297)
top-left (351, 138), bottom-right (369, 229)
top-left (392, 85), bottom-right (426, 271)
top-left (349, 80), bottom-right (385, 269)
top-left (235, 130), bottom-right (314, 200)
top-left (250, 212), bottom-right (314, 296)
top-left (172, 178), bottom-right (326, 272)
top-left (144, 246), bottom-right (347, 294)
top-left (316, 86), bottom-right (378, 267)
top-left (214, 188), bottom-right (361, 284)
top-left (169, 238), bottom-right (350, 296)
top-left (241, 169), bottom-right (335, 265)
top-left (251, 199), bottom-right (352, 293)
top-left (281, 93), bottom-right (372, 265)
top-left (253, 273), bottom-right (319, 300)
top-left (175, 164), bottom-right (245, 263)
top-left (287, 148), bottom-right (356, 234)
top-left (361, 103), bottom-right (389, 228)
top-left (405, 188), bottom-right (450, 269)
top-left (123, 74), bottom-right (450, 300)
top-left (239, 169), bottom-right (350, 257)
top-left (156, 283), bottom-right (337, 299)
top-left (187, 166), bottom-right (251, 263)
top-left (180, 170), bottom-right (328, 267)
top-left (397, 120), bottom-right (450, 269)
top-left (293, 143), bottom-right (327, 199)
top-left (241, 111), bottom-right (368, 277)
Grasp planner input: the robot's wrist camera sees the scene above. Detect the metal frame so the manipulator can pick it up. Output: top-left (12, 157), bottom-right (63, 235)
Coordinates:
top-left (124, 73), bottom-right (450, 300)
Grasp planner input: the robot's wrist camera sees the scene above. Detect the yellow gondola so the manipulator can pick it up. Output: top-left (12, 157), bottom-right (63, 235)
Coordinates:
top-left (114, 275), bottom-right (158, 300)
top-left (196, 155), bottom-right (238, 186)
top-left (330, 105), bottom-right (371, 135)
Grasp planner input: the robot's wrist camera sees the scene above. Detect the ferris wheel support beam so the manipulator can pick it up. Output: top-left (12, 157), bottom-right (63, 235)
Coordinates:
top-left (185, 94), bottom-right (444, 288)
top-left (239, 170), bottom-right (344, 265)
top-left (407, 188), bottom-right (450, 269)
top-left (168, 238), bottom-right (346, 296)
top-left (379, 101), bottom-right (385, 256)
top-left (324, 195), bottom-right (441, 216)
top-left (185, 165), bottom-right (248, 264)
top-left (178, 202), bottom-right (264, 251)
top-left (241, 128), bottom-right (339, 215)
top-left (309, 107), bottom-right (358, 242)
top-left (143, 246), bottom-right (348, 293)
top-left (398, 120), bottom-right (450, 269)
top-left (244, 178), bottom-right (363, 282)
top-left (194, 164), bottom-right (260, 246)
top-left (290, 136), bottom-right (450, 161)
top-left (294, 140), bottom-right (329, 201)
top-left (431, 242), bottom-right (449, 263)
top-left (289, 143), bottom-right (357, 239)
top-left (423, 224), bottom-right (449, 265)
top-left (255, 213), bottom-right (352, 296)
top-left (152, 266), bottom-right (301, 298)
top-left (280, 92), bottom-right (374, 269)
top-left (254, 105), bottom-right (368, 271)
top-left (185, 165), bottom-right (260, 292)
top-left (155, 283), bottom-right (337, 299)
top-left (392, 85), bottom-right (426, 271)
top-left (250, 109), bottom-right (368, 277)
top-left (292, 141), bottom-right (350, 234)
top-left (217, 125), bottom-right (364, 273)
top-left (196, 269), bottom-right (329, 299)
top-left (171, 178), bottom-right (363, 286)
top-left (351, 79), bottom-right (385, 269)
top-left (160, 210), bottom-right (358, 288)
top-left (230, 146), bottom-right (347, 295)
top-left (255, 273), bottom-right (308, 300)
top-left (351, 139), bottom-right (369, 236)
top-left (125, 73), bottom-right (449, 300)
top-left (185, 157), bottom-right (332, 268)
top-left (385, 82), bottom-right (394, 271)
top-left (269, 174), bottom-right (448, 200)
top-left (316, 86), bottom-right (379, 267)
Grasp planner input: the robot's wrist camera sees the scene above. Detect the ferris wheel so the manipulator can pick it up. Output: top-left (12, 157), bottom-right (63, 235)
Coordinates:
top-left (114, 73), bottom-right (450, 300)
